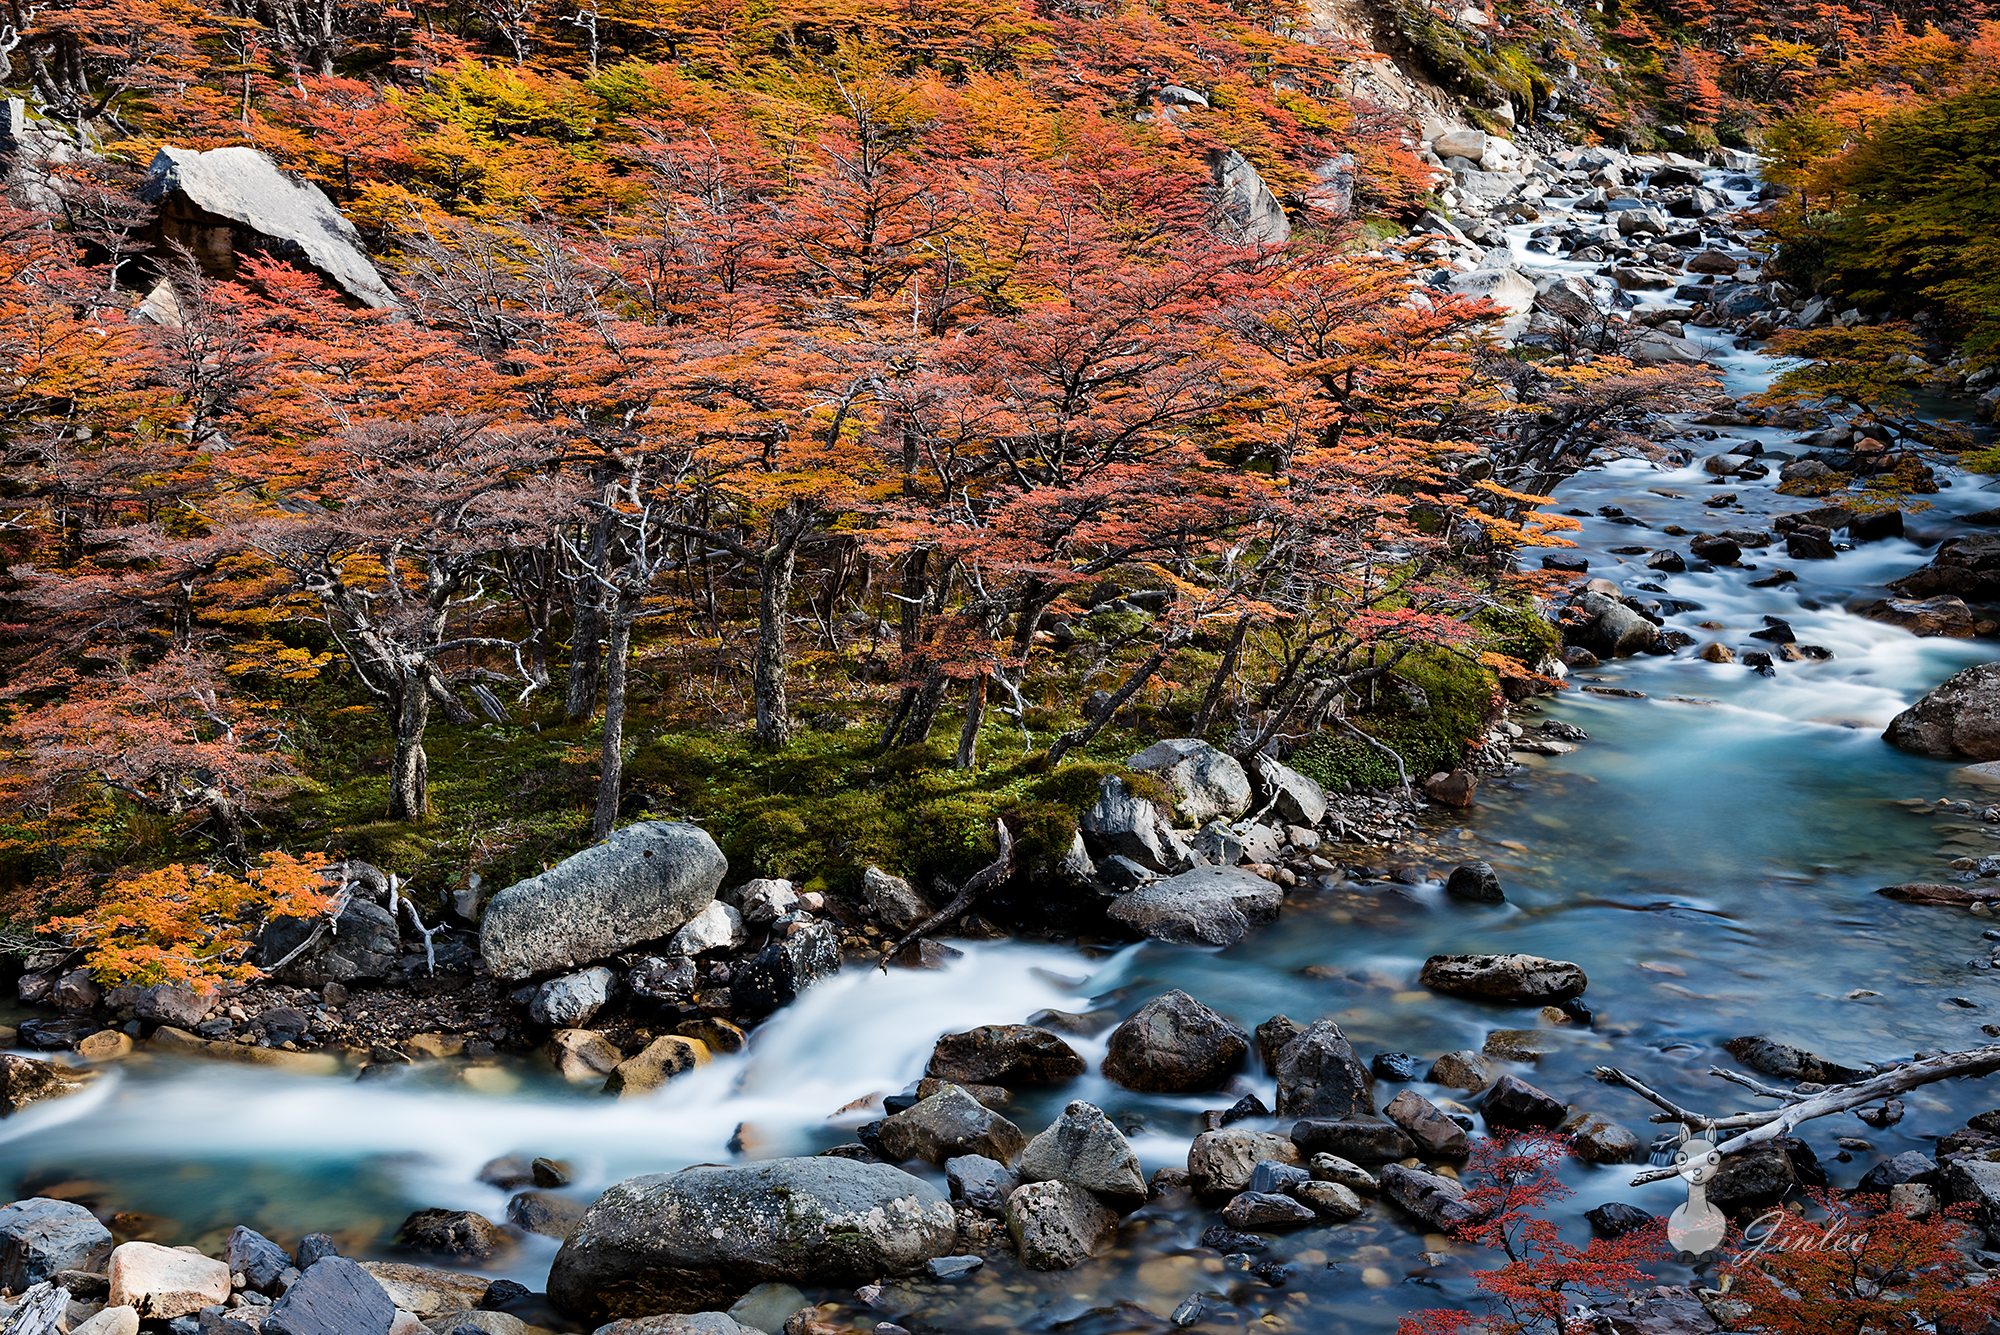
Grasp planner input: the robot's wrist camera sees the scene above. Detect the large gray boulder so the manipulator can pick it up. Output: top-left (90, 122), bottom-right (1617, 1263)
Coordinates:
top-left (1005, 1180), bottom-right (1118, 1270)
top-left (1209, 148), bottom-right (1290, 248)
top-left (1017, 1100), bottom-right (1146, 1211)
top-left (1105, 865), bottom-right (1281, 947)
top-left (1884, 662), bottom-right (2000, 760)
top-left (1420, 953), bottom-right (1588, 1003)
top-left (481, 822), bottom-right (726, 981)
top-left (546, 1159), bottom-right (956, 1321)
top-left (1380, 1164), bottom-right (1481, 1230)
top-left (1248, 754), bottom-right (1327, 827)
top-left (140, 146), bottom-right (398, 309)
top-left (1272, 1020), bottom-right (1373, 1120)
top-left (1563, 591), bottom-right (1657, 659)
top-left (1126, 740), bottom-right (1251, 824)
top-left (1100, 990), bottom-right (1248, 1093)
top-left (876, 1086), bottom-right (1026, 1167)
top-left (0, 1197), bottom-right (112, 1290)
top-left (1079, 777), bottom-right (1188, 873)
top-left (261, 1256), bottom-right (395, 1335)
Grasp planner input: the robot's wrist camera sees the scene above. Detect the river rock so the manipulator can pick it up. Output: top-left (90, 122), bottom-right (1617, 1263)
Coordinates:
top-left (1562, 1110), bottom-right (1639, 1163)
top-left (262, 899), bottom-right (400, 986)
top-left (605, 1035), bottom-right (709, 1097)
top-left (0, 1054), bottom-right (90, 1115)
top-left (728, 879), bottom-right (797, 926)
top-left (133, 983), bottom-right (216, 1028)
top-left (1721, 1036), bottom-right (1862, 1084)
top-left (627, 955), bottom-right (696, 1003)
top-left (1444, 861), bottom-right (1503, 902)
top-left (1106, 865), bottom-right (1282, 947)
top-left (1585, 1202), bottom-right (1655, 1235)
top-left (1891, 532), bottom-right (2000, 603)
top-left (877, 1086), bottom-right (1026, 1166)
top-left (1017, 1101), bottom-right (1146, 1210)
top-left (225, 1227), bottom-right (298, 1295)
top-left (547, 1029), bottom-right (623, 1082)
top-left (1005, 1179), bottom-right (1118, 1270)
top-left (0, 1198), bottom-right (112, 1289)
top-left (1221, 1191), bottom-right (1316, 1230)
top-left (1942, 1158), bottom-right (2000, 1242)
top-left (945, 1156), bottom-right (1020, 1213)
top-left (1290, 1119), bottom-right (1415, 1163)
top-left (730, 921), bottom-right (840, 1020)
top-left (1427, 1050), bottom-right (1494, 1093)
top-left (261, 1257), bottom-right (395, 1335)
top-left (1884, 662), bottom-right (2000, 759)
top-left (507, 1191), bottom-right (586, 1241)
top-left (1859, 595), bottom-right (1979, 638)
top-left (1307, 1154), bottom-right (1378, 1192)
top-left (595, 1318), bottom-right (761, 1335)
top-left (1383, 1090), bottom-right (1468, 1155)
top-left (1707, 1143), bottom-right (1794, 1208)
top-left (1079, 776), bottom-right (1188, 873)
top-left (529, 967), bottom-right (617, 1029)
top-left (354, 1263), bottom-right (487, 1316)
top-left (1247, 753), bottom-right (1327, 826)
top-left (480, 821), bottom-right (726, 982)
top-left (1295, 1180), bottom-right (1364, 1221)
top-left (395, 1210), bottom-right (509, 1262)
top-left (860, 867), bottom-right (930, 934)
top-left (1481, 1074), bottom-right (1568, 1129)
top-left (927, 1025), bottom-right (1083, 1086)
top-left (1272, 1020), bottom-right (1372, 1120)
top-left (1423, 769), bottom-right (1478, 808)
top-left (669, 902), bottom-right (746, 955)
top-left (1255, 1016), bottom-right (1300, 1072)
top-left (1100, 990), bottom-right (1248, 1093)
top-left (1379, 1164), bottom-right (1479, 1230)
top-left (1127, 740), bottom-right (1252, 824)
top-left (1186, 1130), bottom-right (1300, 1200)
top-left (1564, 591), bottom-right (1657, 658)
top-left (107, 1241), bottom-right (231, 1319)
top-left (546, 1158), bottom-right (956, 1320)
top-left (1419, 953), bottom-right (1588, 1003)
top-left (1857, 1151), bottom-right (1936, 1193)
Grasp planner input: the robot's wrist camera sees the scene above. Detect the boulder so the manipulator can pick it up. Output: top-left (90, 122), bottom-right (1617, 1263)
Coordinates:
top-left (1005, 1180), bottom-right (1119, 1270)
top-left (594, 1318), bottom-right (761, 1335)
top-left (1079, 777), bottom-right (1188, 873)
top-left (728, 878), bottom-right (798, 926)
top-left (1890, 533), bottom-right (2000, 603)
top-left (1686, 250), bottom-right (1738, 275)
top-left (1628, 331), bottom-right (1710, 365)
top-left (106, 1241), bottom-right (232, 1319)
top-left (876, 1086), bottom-right (1026, 1166)
top-left (1884, 662), bottom-right (2000, 759)
top-left (945, 1156), bottom-right (1021, 1214)
top-left (1379, 1164), bottom-right (1480, 1230)
top-left (134, 983), bottom-right (217, 1028)
top-left (1858, 595), bottom-right (1978, 638)
top-left (927, 1025), bottom-right (1084, 1086)
top-left (480, 822), bottom-right (726, 981)
top-left (1721, 1036), bottom-right (1862, 1085)
top-left (1419, 953), bottom-right (1588, 1003)
top-left (1433, 128), bottom-right (1489, 159)
top-left (628, 955), bottom-right (697, 1003)
top-left (1307, 1154), bottom-right (1378, 1192)
top-left (1563, 591), bottom-right (1657, 659)
top-left (545, 1158), bottom-right (957, 1320)
top-left (605, 1035), bottom-right (710, 1098)
top-left (1424, 769), bottom-right (1478, 808)
top-left (730, 921), bottom-right (841, 1021)
top-left (547, 1029), bottom-right (624, 1082)
top-left (1221, 1192), bottom-right (1317, 1229)
top-left (225, 1226), bottom-right (299, 1295)
top-left (1427, 1049), bottom-right (1494, 1093)
top-left (1707, 1143), bottom-right (1794, 1208)
top-left (1481, 1075), bottom-right (1568, 1129)
top-left (860, 867), bottom-right (929, 934)
top-left (1272, 1020), bottom-right (1372, 1120)
top-left (0, 1198), bottom-right (112, 1289)
top-left (1186, 1130), bottom-right (1301, 1200)
top-left (1017, 1101), bottom-right (1146, 1210)
top-left (262, 899), bottom-right (400, 986)
top-left (1384, 1090), bottom-right (1468, 1156)
top-left (1209, 148), bottom-right (1290, 248)
top-left (140, 146), bottom-right (398, 308)
top-left (1942, 1158), bottom-right (2000, 1242)
top-left (1290, 1118), bottom-right (1416, 1163)
top-left (1127, 740), bottom-right (1252, 824)
top-left (1585, 1202), bottom-right (1655, 1236)
top-left (1444, 861), bottom-right (1503, 902)
top-left (1856, 1151), bottom-right (1936, 1194)
top-left (669, 902), bottom-right (746, 955)
top-left (394, 1210), bottom-right (508, 1262)
top-left (71, 1308), bottom-right (140, 1335)
top-left (354, 1263), bottom-right (488, 1316)
top-left (1100, 990), bottom-right (1248, 1093)
top-left (528, 967), bottom-right (617, 1029)
top-left (1296, 1180), bottom-right (1365, 1220)
top-left (1247, 753), bottom-right (1328, 827)
top-left (1561, 1111), bottom-right (1639, 1164)
top-left (262, 1257), bottom-right (396, 1335)
top-left (507, 1191), bottom-right (587, 1242)
top-left (1105, 865), bottom-right (1282, 947)
top-left (1689, 533), bottom-right (1741, 564)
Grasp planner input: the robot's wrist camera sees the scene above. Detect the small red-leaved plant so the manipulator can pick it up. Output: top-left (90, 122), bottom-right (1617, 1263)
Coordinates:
top-left (1399, 1131), bottom-right (1666, 1335)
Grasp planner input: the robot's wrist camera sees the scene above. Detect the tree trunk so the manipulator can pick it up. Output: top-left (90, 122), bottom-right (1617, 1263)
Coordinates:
top-left (900, 667), bottom-right (948, 745)
top-left (592, 602), bottom-right (633, 841)
top-left (565, 511), bottom-right (614, 724)
top-left (954, 673), bottom-right (987, 771)
top-left (387, 673), bottom-right (433, 821)
top-left (753, 541), bottom-right (797, 746)
top-left (1192, 613), bottom-right (1252, 737)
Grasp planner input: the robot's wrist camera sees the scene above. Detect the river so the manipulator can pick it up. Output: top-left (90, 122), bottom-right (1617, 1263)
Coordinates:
top-left (3, 172), bottom-right (1997, 1334)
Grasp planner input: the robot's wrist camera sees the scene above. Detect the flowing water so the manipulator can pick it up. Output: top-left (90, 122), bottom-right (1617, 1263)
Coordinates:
top-left (7, 176), bottom-right (2000, 1334)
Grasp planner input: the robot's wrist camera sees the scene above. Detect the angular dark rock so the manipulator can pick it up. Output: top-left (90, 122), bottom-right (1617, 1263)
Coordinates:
top-left (730, 921), bottom-right (841, 1021)
top-left (1272, 1020), bottom-right (1372, 1120)
top-left (1443, 862), bottom-right (1504, 903)
top-left (1289, 1119), bottom-right (1415, 1163)
top-left (927, 1025), bottom-right (1084, 1086)
top-left (1101, 991), bottom-right (1248, 1094)
top-left (261, 1256), bottom-right (396, 1335)
top-left (1481, 1075), bottom-right (1568, 1130)
top-left (0, 1198), bottom-right (112, 1290)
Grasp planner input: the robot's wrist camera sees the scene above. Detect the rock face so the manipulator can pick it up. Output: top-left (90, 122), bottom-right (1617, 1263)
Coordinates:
top-left (107, 1240), bottom-right (232, 1318)
top-left (1126, 740), bottom-right (1251, 825)
top-left (481, 822), bottom-right (726, 981)
top-left (546, 1158), bottom-right (957, 1320)
top-left (927, 1025), bottom-right (1084, 1086)
top-left (1017, 1101), bottom-right (1147, 1210)
top-left (730, 921), bottom-right (842, 1020)
top-left (1105, 866), bottom-right (1282, 947)
top-left (877, 1086), bottom-right (1026, 1166)
top-left (1420, 953), bottom-right (1588, 1003)
top-left (1208, 148), bottom-right (1291, 248)
top-left (262, 1257), bottom-right (396, 1335)
top-left (1884, 662), bottom-right (2000, 760)
top-left (140, 147), bottom-right (398, 309)
top-left (1272, 1021), bottom-right (1373, 1120)
top-left (1005, 1180), bottom-right (1119, 1270)
top-left (261, 899), bottom-right (400, 986)
top-left (1100, 990), bottom-right (1248, 1093)
top-left (0, 1198), bottom-right (113, 1289)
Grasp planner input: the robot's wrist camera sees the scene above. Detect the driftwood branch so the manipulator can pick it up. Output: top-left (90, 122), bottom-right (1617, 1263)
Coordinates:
top-left (1, 1281), bottom-right (71, 1335)
top-left (880, 819), bottom-right (1016, 968)
top-left (1596, 1044), bottom-right (2000, 1186)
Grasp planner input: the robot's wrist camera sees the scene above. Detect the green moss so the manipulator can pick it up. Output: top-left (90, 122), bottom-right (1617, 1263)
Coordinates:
top-left (1288, 645), bottom-right (1503, 793)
